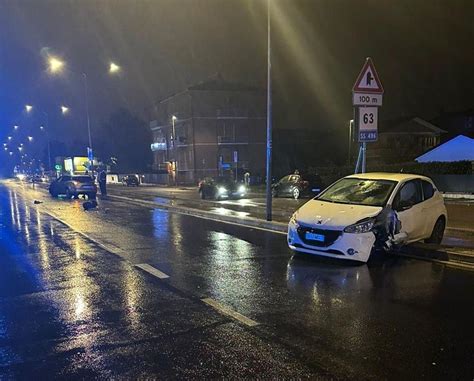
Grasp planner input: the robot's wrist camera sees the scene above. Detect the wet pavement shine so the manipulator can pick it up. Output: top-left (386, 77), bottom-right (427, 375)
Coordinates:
top-left (1, 180), bottom-right (474, 379)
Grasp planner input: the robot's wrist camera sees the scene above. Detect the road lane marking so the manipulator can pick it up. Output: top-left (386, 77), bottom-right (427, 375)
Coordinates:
top-left (135, 263), bottom-right (170, 279)
top-left (201, 298), bottom-right (259, 327)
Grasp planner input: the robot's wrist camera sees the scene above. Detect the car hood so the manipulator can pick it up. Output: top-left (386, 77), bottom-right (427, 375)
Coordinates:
top-left (295, 200), bottom-right (383, 230)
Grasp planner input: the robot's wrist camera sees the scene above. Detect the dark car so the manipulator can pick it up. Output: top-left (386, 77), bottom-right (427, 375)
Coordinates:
top-left (272, 173), bottom-right (323, 200)
top-left (122, 174), bottom-right (140, 187)
top-left (49, 175), bottom-right (97, 199)
top-left (198, 177), bottom-right (247, 200)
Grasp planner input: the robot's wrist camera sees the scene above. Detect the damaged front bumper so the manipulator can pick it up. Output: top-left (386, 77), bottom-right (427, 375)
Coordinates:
top-left (287, 219), bottom-right (376, 263)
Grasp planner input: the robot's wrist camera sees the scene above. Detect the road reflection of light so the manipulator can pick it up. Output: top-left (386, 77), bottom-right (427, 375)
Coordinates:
top-left (74, 291), bottom-right (87, 320)
top-left (8, 191), bottom-right (15, 227)
top-left (212, 207), bottom-right (249, 218)
top-left (74, 236), bottom-right (82, 259)
top-left (152, 209), bottom-right (170, 240)
top-left (206, 231), bottom-right (258, 299)
top-left (123, 271), bottom-right (142, 328)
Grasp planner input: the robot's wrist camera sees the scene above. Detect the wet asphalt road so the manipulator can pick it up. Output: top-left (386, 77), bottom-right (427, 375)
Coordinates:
top-left (1, 181), bottom-right (474, 379)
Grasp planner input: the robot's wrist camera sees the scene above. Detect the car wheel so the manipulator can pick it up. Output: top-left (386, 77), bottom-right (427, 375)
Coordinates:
top-left (292, 187), bottom-right (300, 200)
top-left (426, 217), bottom-right (445, 244)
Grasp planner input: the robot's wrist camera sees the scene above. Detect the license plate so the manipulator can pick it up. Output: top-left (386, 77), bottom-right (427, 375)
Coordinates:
top-left (305, 232), bottom-right (325, 242)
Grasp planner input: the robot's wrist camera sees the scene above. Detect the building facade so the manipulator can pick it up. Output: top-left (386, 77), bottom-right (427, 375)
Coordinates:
top-left (149, 77), bottom-right (266, 184)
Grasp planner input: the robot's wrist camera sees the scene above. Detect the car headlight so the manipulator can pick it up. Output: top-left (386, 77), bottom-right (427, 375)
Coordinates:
top-left (217, 186), bottom-right (227, 194)
top-left (343, 218), bottom-right (375, 234)
top-left (289, 212), bottom-right (299, 226)
top-left (238, 185), bottom-right (246, 193)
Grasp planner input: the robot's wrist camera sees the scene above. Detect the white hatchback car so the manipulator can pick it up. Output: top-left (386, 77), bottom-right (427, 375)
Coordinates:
top-left (287, 173), bottom-right (447, 263)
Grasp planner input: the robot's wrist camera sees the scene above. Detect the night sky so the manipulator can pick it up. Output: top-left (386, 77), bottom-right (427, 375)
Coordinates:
top-left (1, 0), bottom-right (473, 169)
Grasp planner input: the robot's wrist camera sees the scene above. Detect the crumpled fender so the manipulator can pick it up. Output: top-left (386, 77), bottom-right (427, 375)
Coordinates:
top-left (372, 205), bottom-right (406, 250)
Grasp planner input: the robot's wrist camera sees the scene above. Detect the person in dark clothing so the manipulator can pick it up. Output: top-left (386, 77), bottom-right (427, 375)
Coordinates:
top-left (98, 169), bottom-right (107, 196)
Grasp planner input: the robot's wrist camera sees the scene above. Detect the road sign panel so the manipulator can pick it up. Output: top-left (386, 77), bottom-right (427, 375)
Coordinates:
top-left (353, 58), bottom-right (384, 94)
top-left (358, 106), bottom-right (378, 142)
top-left (55, 164), bottom-right (62, 171)
top-left (353, 92), bottom-right (383, 106)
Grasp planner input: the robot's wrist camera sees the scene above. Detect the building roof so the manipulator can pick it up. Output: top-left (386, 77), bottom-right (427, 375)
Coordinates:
top-left (379, 116), bottom-right (447, 135)
top-left (157, 74), bottom-right (264, 104)
top-left (416, 135), bottom-right (474, 162)
top-left (346, 172), bottom-right (431, 182)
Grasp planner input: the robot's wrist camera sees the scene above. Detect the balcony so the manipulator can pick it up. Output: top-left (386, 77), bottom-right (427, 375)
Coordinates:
top-left (217, 136), bottom-right (249, 145)
top-left (151, 140), bottom-right (167, 151)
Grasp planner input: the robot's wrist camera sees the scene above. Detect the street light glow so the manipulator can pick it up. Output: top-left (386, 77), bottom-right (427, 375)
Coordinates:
top-left (40, 126), bottom-right (44, 131)
top-left (61, 105), bottom-right (69, 114)
top-left (28, 136), bottom-right (33, 142)
top-left (109, 62), bottom-right (121, 74)
top-left (49, 56), bottom-right (65, 73)
top-left (8, 136), bottom-right (12, 141)
top-left (172, 115), bottom-right (178, 122)
top-left (13, 125), bottom-right (19, 130)
top-left (25, 105), bottom-right (33, 113)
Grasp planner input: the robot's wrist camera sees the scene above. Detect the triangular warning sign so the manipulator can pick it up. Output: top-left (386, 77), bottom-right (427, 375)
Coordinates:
top-left (352, 57), bottom-right (384, 94)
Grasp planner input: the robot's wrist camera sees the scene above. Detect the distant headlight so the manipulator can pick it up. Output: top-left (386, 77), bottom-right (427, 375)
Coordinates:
top-left (238, 185), bottom-right (246, 193)
top-left (217, 186), bottom-right (227, 194)
top-left (343, 218), bottom-right (375, 234)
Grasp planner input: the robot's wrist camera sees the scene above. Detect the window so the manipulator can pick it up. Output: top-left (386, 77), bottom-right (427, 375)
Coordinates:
top-left (422, 180), bottom-right (435, 200)
top-left (393, 180), bottom-right (423, 210)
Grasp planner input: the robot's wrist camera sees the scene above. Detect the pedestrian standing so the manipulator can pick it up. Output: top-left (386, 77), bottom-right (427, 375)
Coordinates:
top-left (99, 168), bottom-right (107, 196)
top-left (244, 171), bottom-right (250, 186)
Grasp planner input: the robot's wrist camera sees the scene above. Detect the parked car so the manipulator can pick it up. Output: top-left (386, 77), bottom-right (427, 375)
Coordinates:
top-left (198, 177), bottom-right (247, 200)
top-left (49, 175), bottom-right (97, 199)
top-left (272, 173), bottom-right (323, 199)
top-left (122, 174), bottom-right (140, 187)
top-left (287, 173), bottom-right (447, 263)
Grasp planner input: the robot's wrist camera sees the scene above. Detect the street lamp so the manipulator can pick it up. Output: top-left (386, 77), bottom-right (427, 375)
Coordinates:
top-left (25, 104), bottom-right (33, 113)
top-left (61, 105), bottom-right (69, 114)
top-left (7, 136), bottom-right (12, 141)
top-left (48, 56), bottom-right (64, 73)
top-left (109, 62), bottom-right (121, 74)
top-left (28, 136), bottom-right (33, 142)
top-left (13, 125), bottom-right (19, 130)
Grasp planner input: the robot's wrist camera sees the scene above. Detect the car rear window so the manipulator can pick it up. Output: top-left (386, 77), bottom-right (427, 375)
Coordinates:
top-left (73, 176), bottom-right (93, 183)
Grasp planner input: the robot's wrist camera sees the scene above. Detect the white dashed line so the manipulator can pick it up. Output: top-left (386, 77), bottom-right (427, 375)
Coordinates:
top-left (201, 298), bottom-right (259, 327)
top-left (135, 263), bottom-right (170, 279)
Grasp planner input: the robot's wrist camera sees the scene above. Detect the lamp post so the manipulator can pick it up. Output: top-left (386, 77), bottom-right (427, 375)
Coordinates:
top-left (171, 115), bottom-right (178, 185)
top-left (265, 0), bottom-right (273, 221)
top-left (348, 119), bottom-right (354, 164)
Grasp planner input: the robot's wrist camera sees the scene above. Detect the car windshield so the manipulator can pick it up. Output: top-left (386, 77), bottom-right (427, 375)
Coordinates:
top-left (73, 176), bottom-right (93, 183)
top-left (317, 178), bottom-right (397, 207)
top-left (214, 177), bottom-right (234, 185)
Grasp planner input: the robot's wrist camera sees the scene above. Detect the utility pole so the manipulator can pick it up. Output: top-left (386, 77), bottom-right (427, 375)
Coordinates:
top-left (265, 0), bottom-right (273, 221)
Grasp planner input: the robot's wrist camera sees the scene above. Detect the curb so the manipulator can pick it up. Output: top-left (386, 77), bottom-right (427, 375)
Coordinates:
top-left (108, 194), bottom-right (288, 234)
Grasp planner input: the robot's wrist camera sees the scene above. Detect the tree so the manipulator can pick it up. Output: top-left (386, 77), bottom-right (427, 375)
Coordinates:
top-left (97, 109), bottom-right (152, 172)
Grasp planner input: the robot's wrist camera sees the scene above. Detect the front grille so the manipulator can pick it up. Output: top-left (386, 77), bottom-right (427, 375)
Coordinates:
top-left (292, 243), bottom-right (345, 255)
top-left (297, 225), bottom-right (342, 247)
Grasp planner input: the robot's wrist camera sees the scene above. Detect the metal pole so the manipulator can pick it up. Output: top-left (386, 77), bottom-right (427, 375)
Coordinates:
top-left (348, 119), bottom-right (353, 164)
top-left (43, 111), bottom-right (52, 171)
top-left (83, 73), bottom-right (93, 171)
top-left (265, 0), bottom-right (273, 222)
top-left (361, 142), bottom-right (367, 173)
top-left (172, 116), bottom-right (177, 186)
